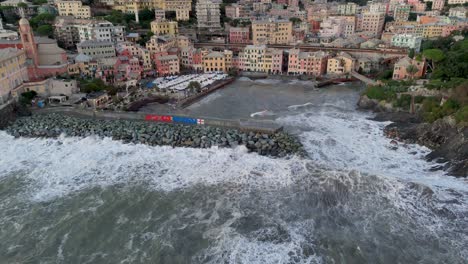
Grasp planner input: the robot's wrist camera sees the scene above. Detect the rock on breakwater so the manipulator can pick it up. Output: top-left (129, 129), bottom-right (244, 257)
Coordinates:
top-left (4, 113), bottom-right (305, 157)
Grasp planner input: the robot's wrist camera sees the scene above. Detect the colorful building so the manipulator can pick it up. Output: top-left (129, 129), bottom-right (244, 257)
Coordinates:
top-left (0, 48), bottom-right (28, 104)
top-left (229, 27), bottom-right (250, 44)
top-left (150, 20), bottom-right (178, 36)
top-left (56, 0), bottom-right (92, 18)
top-left (392, 57), bottom-right (425, 80)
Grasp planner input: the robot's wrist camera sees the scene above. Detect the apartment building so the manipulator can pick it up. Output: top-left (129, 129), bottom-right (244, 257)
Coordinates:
top-left (196, 0), bottom-right (221, 30)
top-left (287, 49), bottom-right (329, 76)
top-left (229, 27), bottom-right (250, 44)
top-left (252, 19), bottom-right (293, 45)
top-left (391, 34), bottom-right (422, 52)
top-left (394, 4), bottom-right (411, 22)
top-left (393, 57), bottom-right (425, 80)
top-left (0, 48), bottom-right (28, 104)
top-left (203, 52), bottom-right (226, 72)
top-left (56, 0), bottom-right (92, 18)
top-left (327, 52), bottom-right (356, 74)
top-left (77, 40), bottom-right (116, 59)
top-left (447, 0), bottom-right (468, 4)
top-left (360, 12), bottom-right (385, 36)
top-left (337, 3), bottom-right (357, 15)
top-left (76, 21), bottom-right (125, 44)
top-left (150, 20), bottom-right (178, 36)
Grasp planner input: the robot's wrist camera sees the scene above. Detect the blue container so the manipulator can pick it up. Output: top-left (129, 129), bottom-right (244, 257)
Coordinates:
top-left (37, 100), bottom-right (45, 108)
top-left (172, 116), bottom-right (197, 124)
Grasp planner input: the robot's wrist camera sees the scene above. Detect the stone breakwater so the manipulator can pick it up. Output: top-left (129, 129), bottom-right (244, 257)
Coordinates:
top-left (4, 113), bottom-right (305, 157)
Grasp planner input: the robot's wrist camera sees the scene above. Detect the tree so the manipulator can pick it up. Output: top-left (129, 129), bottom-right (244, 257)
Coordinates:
top-left (289, 17), bottom-right (302, 25)
top-left (36, 25), bottom-right (53, 36)
top-left (139, 8), bottom-right (154, 21)
top-left (187, 81), bottom-right (201, 94)
top-left (32, 0), bottom-right (48, 5)
top-left (408, 48), bottom-right (415, 59)
top-left (423, 49), bottom-right (445, 72)
top-left (17, 3), bottom-right (28, 9)
top-left (406, 64), bottom-right (419, 80)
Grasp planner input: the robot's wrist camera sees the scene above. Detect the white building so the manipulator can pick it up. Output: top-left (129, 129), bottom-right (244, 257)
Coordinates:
top-left (391, 34), bottom-right (422, 52)
top-left (449, 7), bottom-right (467, 19)
top-left (196, 0), bottom-right (221, 30)
top-left (76, 21), bottom-right (125, 44)
top-left (0, 18), bottom-right (18, 40)
top-left (447, 0), bottom-right (468, 4)
top-left (77, 40), bottom-right (116, 59)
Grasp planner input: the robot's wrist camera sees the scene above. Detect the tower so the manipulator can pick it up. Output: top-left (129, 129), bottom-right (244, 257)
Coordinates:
top-left (134, 2), bottom-right (140, 23)
top-left (19, 18), bottom-right (39, 78)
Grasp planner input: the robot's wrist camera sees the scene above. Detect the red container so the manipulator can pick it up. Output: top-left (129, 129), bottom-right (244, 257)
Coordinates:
top-left (145, 115), bottom-right (173, 122)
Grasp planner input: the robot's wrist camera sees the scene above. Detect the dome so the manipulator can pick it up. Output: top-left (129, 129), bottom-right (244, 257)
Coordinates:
top-left (19, 18), bottom-right (29, 26)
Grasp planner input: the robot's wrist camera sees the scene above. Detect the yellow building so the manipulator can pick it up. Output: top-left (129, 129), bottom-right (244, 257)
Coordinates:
top-left (113, 0), bottom-right (191, 21)
top-left (240, 45), bottom-right (266, 72)
top-left (150, 20), bottom-right (178, 36)
top-left (327, 52), bottom-right (356, 74)
top-left (56, 0), bottom-right (92, 19)
top-left (202, 51), bottom-right (226, 72)
top-left (252, 19), bottom-right (292, 45)
top-left (422, 24), bottom-right (444, 38)
top-left (0, 48), bottom-right (28, 104)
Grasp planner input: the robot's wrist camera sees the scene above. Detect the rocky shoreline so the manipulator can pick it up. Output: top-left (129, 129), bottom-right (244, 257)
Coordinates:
top-left (358, 95), bottom-right (467, 177)
top-left (3, 113), bottom-right (305, 157)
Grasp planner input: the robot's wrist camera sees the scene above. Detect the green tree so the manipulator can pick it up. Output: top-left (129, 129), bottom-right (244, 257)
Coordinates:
top-left (406, 64), bottom-right (419, 80)
top-left (32, 0), bottom-right (48, 4)
top-left (36, 25), bottom-right (53, 36)
top-left (17, 3), bottom-right (28, 9)
top-left (289, 17), bottom-right (302, 25)
top-left (408, 48), bottom-right (415, 59)
top-left (422, 49), bottom-right (445, 72)
top-left (187, 81), bottom-right (201, 94)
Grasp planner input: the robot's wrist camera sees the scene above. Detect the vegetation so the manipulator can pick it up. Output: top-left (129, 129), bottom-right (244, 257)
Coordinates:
top-left (187, 81), bottom-right (201, 94)
top-left (80, 78), bottom-right (119, 95)
top-left (32, 0), bottom-right (48, 5)
top-left (19, 91), bottom-right (37, 105)
top-left (364, 36), bottom-right (468, 124)
top-left (26, 12), bottom-right (56, 36)
top-left (289, 17), bottom-right (302, 25)
top-left (36, 25), bottom-right (53, 37)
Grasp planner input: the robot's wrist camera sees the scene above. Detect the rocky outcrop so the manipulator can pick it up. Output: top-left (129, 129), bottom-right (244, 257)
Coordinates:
top-left (380, 113), bottom-right (467, 177)
top-left (357, 95), bottom-right (378, 110)
top-left (3, 113), bottom-right (306, 157)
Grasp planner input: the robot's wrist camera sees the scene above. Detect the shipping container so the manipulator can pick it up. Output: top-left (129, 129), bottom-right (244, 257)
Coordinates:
top-left (145, 115), bottom-right (173, 122)
top-left (172, 116), bottom-right (198, 124)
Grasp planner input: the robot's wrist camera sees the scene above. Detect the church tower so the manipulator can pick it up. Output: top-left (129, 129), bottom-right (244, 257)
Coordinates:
top-left (19, 18), bottom-right (39, 79)
top-left (19, 18), bottom-right (39, 67)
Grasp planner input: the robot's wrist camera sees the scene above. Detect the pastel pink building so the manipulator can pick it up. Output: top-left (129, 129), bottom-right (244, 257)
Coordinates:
top-left (19, 18), bottom-right (68, 80)
top-left (287, 49), bottom-right (329, 76)
top-left (270, 49), bottom-right (283, 74)
top-left (229, 27), bottom-right (250, 44)
top-left (393, 57), bottom-right (425, 80)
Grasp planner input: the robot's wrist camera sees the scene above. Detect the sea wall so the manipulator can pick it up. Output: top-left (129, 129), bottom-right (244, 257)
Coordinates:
top-left (4, 113), bottom-right (305, 157)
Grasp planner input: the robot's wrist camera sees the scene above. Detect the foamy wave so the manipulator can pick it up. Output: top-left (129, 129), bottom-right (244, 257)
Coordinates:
top-left (250, 110), bottom-right (275, 118)
top-left (288, 102), bottom-right (314, 110)
top-left (0, 132), bottom-right (303, 201)
top-left (254, 79), bottom-right (282, 85)
top-left (276, 110), bottom-right (468, 193)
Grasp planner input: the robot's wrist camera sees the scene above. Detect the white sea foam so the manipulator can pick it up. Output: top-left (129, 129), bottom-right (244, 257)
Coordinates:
top-left (254, 79), bottom-right (282, 85)
top-left (277, 109), bottom-right (468, 193)
top-left (250, 110), bottom-right (275, 118)
top-left (287, 102), bottom-right (314, 110)
top-left (0, 132), bottom-right (303, 202)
